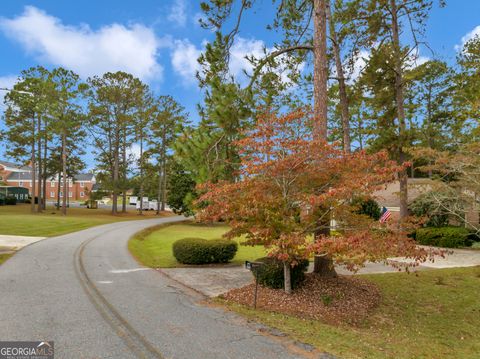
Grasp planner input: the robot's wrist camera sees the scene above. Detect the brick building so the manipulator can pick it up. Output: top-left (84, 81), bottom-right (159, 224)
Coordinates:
top-left (0, 160), bottom-right (96, 201)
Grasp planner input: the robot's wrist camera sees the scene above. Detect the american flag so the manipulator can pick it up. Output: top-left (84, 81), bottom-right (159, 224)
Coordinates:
top-left (379, 206), bottom-right (392, 223)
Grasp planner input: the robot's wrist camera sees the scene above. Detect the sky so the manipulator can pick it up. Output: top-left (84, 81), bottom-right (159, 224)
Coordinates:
top-left (0, 0), bottom-right (480, 167)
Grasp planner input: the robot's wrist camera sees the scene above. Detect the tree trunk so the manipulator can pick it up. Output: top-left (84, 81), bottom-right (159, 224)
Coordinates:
top-left (358, 112), bottom-right (364, 150)
top-left (37, 114), bottom-right (42, 213)
top-left (42, 134), bottom-right (47, 210)
top-left (122, 129), bottom-right (127, 213)
top-left (427, 86), bottom-right (433, 178)
top-left (314, 254), bottom-right (337, 278)
top-left (57, 172), bottom-right (61, 209)
top-left (326, 1), bottom-right (351, 153)
top-left (61, 132), bottom-right (67, 216)
top-left (313, 0), bottom-right (328, 140)
top-left (313, 0), bottom-right (336, 276)
top-left (157, 165), bottom-right (163, 215)
top-left (390, 0), bottom-right (408, 220)
top-left (112, 129), bottom-right (120, 215)
top-left (313, 217), bottom-right (337, 276)
top-left (139, 135), bottom-right (144, 215)
top-left (161, 158), bottom-right (167, 212)
top-left (30, 115), bottom-right (36, 213)
top-left (283, 262), bottom-right (292, 294)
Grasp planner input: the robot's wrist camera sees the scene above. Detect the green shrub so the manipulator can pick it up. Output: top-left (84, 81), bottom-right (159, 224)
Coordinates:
top-left (468, 231), bottom-right (480, 242)
top-left (416, 227), bottom-right (473, 248)
top-left (352, 197), bottom-right (381, 220)
top-left (5, 196), bottom-right (17, 205)
top-left (172, 237), bottom-right (238, 264)
top-left (252, 257), bottom-right (309, 289)
top-left (409, 190), bottom-right (463, 227)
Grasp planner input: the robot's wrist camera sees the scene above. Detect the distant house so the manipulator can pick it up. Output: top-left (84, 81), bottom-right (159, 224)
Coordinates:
top-left (0, 160), bottom-right (96, 201)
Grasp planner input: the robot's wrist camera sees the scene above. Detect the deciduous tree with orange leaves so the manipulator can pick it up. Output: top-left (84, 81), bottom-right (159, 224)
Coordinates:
top-left (197, 109), bottom-right (437, 293)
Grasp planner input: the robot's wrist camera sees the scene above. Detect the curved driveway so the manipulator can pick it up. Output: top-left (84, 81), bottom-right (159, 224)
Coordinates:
top-left (0, 217), bottom-right (304, 359)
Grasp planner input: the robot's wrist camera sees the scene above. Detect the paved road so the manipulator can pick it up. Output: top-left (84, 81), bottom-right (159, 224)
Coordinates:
top-left (0, 217), bottom-right (306, 359)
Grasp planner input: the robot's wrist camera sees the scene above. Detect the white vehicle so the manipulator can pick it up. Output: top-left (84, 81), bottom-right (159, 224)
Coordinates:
top-left (136, 199), bottom-right (150, 210)
top-left (129, 196), bottom-right (138, 205)
top-left (148, 200), bottom-right (158, 211)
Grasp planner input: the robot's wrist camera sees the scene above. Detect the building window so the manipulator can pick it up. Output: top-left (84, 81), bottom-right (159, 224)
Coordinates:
top-left (50, 192), bottom-right (55, 198)
top-left (60, 191), bottom-right (63, 198)
top-left (80, 182), bottom-right (85, 187)
top-left (51, 181), bottom-right (55, 187)
top-left (19, 181), bottom-right (23, 186)
top-left (80, 192), bottom-right (85, 197)
top-left (68, 191), bottom-right (72, 198)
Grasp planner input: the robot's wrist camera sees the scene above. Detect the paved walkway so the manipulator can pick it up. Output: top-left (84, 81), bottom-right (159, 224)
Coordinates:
top-left (0, 217), bottom-right (319, 359)
top-left (163, 248), bottom-right (480, 297)
top-left (0, 234), bottom-right (46, 251)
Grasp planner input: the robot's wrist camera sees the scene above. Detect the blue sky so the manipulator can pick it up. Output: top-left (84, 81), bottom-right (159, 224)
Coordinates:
top-left (0, 0), bottom-right (479, 166)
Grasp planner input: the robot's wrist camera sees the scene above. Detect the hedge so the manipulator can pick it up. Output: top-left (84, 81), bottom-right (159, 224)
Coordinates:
top-left (5, 196), bottom-right (17, 205)
top-left (416, 227), bottom-right (473, 248)
top-left (252, 257), bottom-right (309, 290)
top-left (172, 237), bottom-right (238, 264)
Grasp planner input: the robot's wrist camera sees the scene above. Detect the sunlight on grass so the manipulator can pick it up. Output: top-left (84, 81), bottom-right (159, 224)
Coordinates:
top-left (0, 204), bottom-right (170, 237)
top-left (219, 266), bottom-right (480, 359)
top-left (129, 222), bottom-right (267, 268)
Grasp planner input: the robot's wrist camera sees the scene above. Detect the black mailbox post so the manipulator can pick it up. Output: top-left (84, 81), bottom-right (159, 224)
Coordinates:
top-left (245, 261), bottom-right (264, 309)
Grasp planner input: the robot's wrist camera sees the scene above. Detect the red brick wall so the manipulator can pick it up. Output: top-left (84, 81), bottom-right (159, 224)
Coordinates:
top-left (43, 181), bottom-right (94, 201)
top-left (4, 179), bottom-right (94, 201)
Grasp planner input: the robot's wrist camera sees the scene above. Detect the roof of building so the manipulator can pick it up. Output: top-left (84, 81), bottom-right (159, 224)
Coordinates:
top-left (373, 178), bottom-right (433, 208)
top-left (7, 172), bottom-right (95, 182)
top-left (0, 160), bottom-right (32, 172)
top-left (5, 172), bottom-right (32, 180)
top-left (74, 173), bottom-right (95, 181)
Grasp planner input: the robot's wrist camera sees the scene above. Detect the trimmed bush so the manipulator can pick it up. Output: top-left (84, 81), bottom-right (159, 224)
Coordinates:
top-left (5, 196), bottom-right (17, 205)
top-left (172, 237), bottom-right (238, 264)
top-left (353, 197), bottom-right (381, 220)
top-left (252, 257), bottom-right (309, 289)
top-left (416, 227), bottom-right (473, 248)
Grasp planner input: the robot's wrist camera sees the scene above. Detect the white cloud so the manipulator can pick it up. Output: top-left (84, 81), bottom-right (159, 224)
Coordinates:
top-left (171, 39), bottom-right (202, 83)
top-left (168, 0), bottom-right (187, 27)
top-left (347, 50), bottom-right (370, 83)
top-left (408, 54), bottom-right (429, 68)
top-left (456, 25), bottom-right (480, 51)
top-left (171, 37), bottom-right (304, 86)
top-left (0, 75), bottom-right (18, 110)
top-left (229, 37), bottom-right (265, 76)
top-left (127, 143), bottom-right (142, 163)
top-left (0, 6), bottom-right (163, 80)
top-left (346, 50), bottom-right (428, 84)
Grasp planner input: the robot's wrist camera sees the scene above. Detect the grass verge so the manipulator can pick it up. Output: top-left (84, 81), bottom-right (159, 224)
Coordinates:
top-left (128, 222), bottom-right (267, 268)
top-left (0, 204), bottom-right (171, 237)
top-left (0, 252), bottom-right (13, 265)
top-left (218, 266), bottom-right (480, 359)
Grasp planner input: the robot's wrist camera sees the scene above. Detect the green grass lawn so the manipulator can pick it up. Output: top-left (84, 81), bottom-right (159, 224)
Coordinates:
top-left (219, 266), bottom-right (480, 359)
top-left (129, 222), bottom-right (267, 267)
top-left (471, 242), bottom-right (480, 250)
top-left (0, 253), bottom-right (13, 265)
top-left (0, 204), bottom-right (171, 237)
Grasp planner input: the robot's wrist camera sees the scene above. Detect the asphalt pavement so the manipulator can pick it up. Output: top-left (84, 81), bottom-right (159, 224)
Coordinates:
top-left (0, 217), bottom-right (308, 359)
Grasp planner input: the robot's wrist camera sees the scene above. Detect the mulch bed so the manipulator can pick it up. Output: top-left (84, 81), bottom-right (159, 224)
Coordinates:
top-left (221, 273), bottom-right (381, 325)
